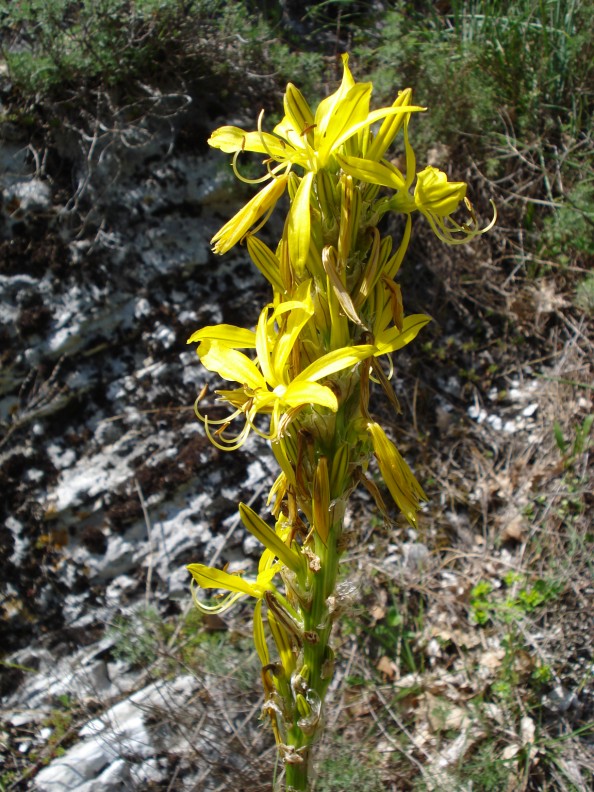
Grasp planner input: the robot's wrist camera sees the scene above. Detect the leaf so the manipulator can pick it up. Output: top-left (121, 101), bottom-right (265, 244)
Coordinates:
top-left (377, 655), bottom-right (397, 680)
top-left (321, 246), bottom-right (364, 326)
top-left (553, 420), bottom-right (567, 454)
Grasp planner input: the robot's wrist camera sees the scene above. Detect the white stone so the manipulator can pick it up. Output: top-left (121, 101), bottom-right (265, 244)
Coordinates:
top-left (75, 759), bottom-right (131, 791)
top-left (33, 738), bottom-right (112, 790)
top-left (5, 179), bottom-right (52, 212)
top-left (134, 297), bottom-right (151, 319)
top-left (486, 414), bottom-right (502, 431)
top-left (80, 698), bottom-right (152, 759)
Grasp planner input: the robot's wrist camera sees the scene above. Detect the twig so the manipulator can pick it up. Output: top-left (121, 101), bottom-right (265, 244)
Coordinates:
top-left (135, 477), bottom-right (155, 607)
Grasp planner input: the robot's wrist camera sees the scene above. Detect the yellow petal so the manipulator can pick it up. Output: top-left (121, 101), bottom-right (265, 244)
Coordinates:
top-left (294, 344), bottom-right (375, 384)
top-left (366, 88), bottom-right (414, 161)
top-left (253, 598), bottom-right (269, 667)
top-left (211, 174), bottom-right (288, 254)
top-left (187, 563), bottom-right (264, 598)
top-left (208, 125), bottom-right (288, 159)
top-left (287, 171), bottom-right (314, 275)
top-left (282, 380), bottom-right (338, 411)
top-left (374, 314), bottom-right (431, 355)
top-left (246, 236), bottom-right (285, 294)
top-left (271, 281), bottom-right (314, 380)
top-left (330, 103), bottom-right (425, 155)
top-left (336, 154), bottom-right (406, 191)
top-left (414, 167), bottom-right (466, 217)
top-left (187, 325), bottom-right (256, 348)
top-left (198, 340), bottom-right (265, 391)
top-left (367, 422), bottom-right (427, 526)
top-left (314, 53), bottom-right (356, 143)
top-left (316, 83), bottom-right (372, 165)
top-left (284, 83), bottom-right (315, 138)
top-left (256, 305), bottom-right (276, 386)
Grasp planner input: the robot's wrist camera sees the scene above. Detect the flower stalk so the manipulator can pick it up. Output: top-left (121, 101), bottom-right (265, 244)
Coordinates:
top-left (186, 54), bottom-right (494, 790)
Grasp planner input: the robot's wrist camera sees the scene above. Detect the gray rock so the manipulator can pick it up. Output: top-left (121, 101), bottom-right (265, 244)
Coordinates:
top-left (4, 178), bottom-right (52, 212)
top-left (34, 738), bottom-right (113, 790)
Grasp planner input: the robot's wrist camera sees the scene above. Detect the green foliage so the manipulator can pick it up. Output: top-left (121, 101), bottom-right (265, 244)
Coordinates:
top-left (470, 574), bottom-right (561, 626)
top-left (455, 741), bottom-right (514, 790)
top-left (315, 737), bottom-right (384, 792)
top-left (108, 604), bottom-right (260, 692)
top-left (575, 272), bottom-right (594, 316)
top-left (2, 0), bottom-right (181, 92)
top-left (553, 414), bottom-right (593, 460)
top-left (110, 606), bottom-right (165, 667)
top-left (541, 180), bottom-right (594, 267)
top-left (354, 0), bottom-right (594, 144)
top-left (0, 0), bottom-right (325, 101)
top-left (469, 580), bottom-right (493, 625)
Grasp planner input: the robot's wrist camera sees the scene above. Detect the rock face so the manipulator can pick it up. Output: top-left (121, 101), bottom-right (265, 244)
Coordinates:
top-left (1, 103), bottom-right (276, 787)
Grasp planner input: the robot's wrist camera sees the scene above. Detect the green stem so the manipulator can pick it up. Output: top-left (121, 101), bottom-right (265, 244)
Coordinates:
top-left (284, 745), bottom-right (311, 791)
top-left (284, 517), bottom-right (341, 791)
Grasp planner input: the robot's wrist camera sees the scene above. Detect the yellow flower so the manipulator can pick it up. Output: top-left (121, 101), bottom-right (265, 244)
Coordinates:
top-left (413, 166), bottom-right (497, 245)
top-left (207, 54), bottom-right (423, 269)
top-left (414, 166), bottom-right (467, 216)
top-left (187, 506), bottom-right (303, 670)
top-left (188, 281), bottom-right (376, 449)
top-left (187, 557), bottom-right (280, 614)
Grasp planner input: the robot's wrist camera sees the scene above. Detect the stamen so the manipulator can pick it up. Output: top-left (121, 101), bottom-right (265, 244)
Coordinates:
top-left (257, 109), bottom-right (283, 164)
top-left (194, 400), bottom-right (243, 426)
top-left (190, 579), bottom-right (244, 614)
top-left (232, 149), bottom-right (274, 185)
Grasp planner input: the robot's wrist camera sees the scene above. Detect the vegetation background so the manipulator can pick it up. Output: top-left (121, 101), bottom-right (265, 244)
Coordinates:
top-left (0, 1), bottom-right (592, 790)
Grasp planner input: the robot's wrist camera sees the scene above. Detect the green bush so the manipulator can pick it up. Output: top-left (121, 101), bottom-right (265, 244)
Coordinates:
top-left (0, 0), bottom-right (325, 101)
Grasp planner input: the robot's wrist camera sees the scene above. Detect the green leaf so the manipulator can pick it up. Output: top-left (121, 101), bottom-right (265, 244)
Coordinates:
top-left (553, 420), bottom-right (567, 454)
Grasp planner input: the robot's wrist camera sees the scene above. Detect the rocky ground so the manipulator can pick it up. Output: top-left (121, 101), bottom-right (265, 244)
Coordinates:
top-left (0, 96), bottom-right (285, 790)
top-left (1, 80), bottom-right (592, 791)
